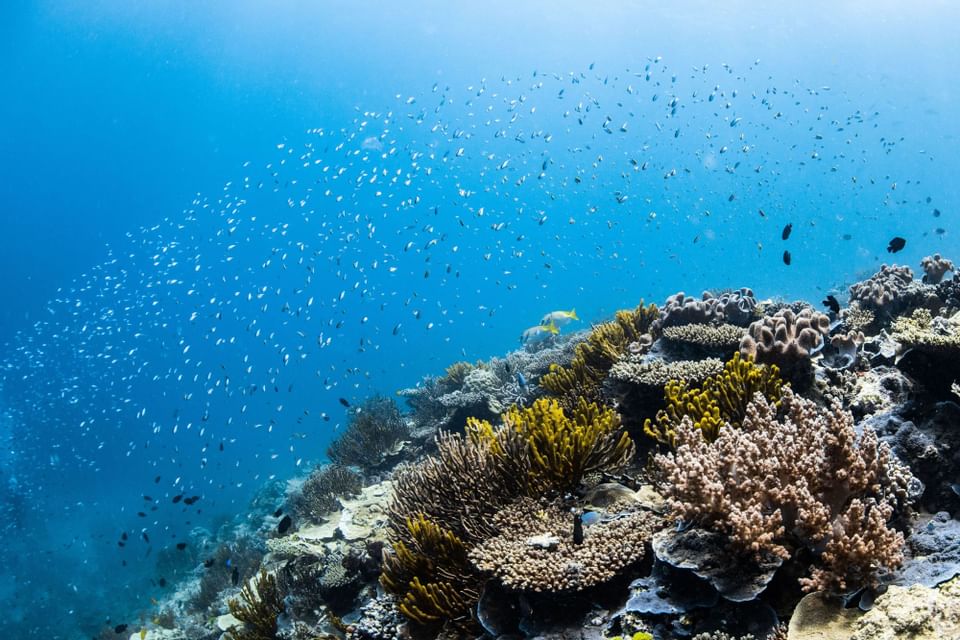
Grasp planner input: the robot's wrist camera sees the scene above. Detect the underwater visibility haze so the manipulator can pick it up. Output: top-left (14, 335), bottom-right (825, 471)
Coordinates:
top-left (1, 2), bottom-right (960, 639)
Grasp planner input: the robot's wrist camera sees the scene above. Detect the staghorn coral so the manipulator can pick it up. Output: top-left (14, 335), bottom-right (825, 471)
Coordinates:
top-left (226, 569), bottom-right (285, 640)
top-left (662, 323), bottom-right (746, 355)
top-left (327, 395), bottom-right (409, 471)
top-left (739, 307), bottom-right (829, 386)
top-left (922, 253), bottom-right (955, 285)
top-left (290, 464), bottom-right (363, 523)
top-left (655, 388), bottom-right (915, 593)
top-left (540, 302), bottom-right (659, 410)
top-left (643, 353), bottom-right (782, 445)
top-left (849, 264), bottom-right (915, 312)
top-left (380, 515), bottom-right (479, 626)
top-left (469, 497), bottom-right (662, 592)
top-left (658, 288), bottom-right (757, 328)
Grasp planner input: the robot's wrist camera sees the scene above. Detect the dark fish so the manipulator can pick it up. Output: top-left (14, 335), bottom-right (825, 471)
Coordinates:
top-left (121, 532), bottom-right (128, 541)
top-left (782, 250), bottom-right (791, 265)
top-left (573, 513), bottom-right (584, 545)
top-left (338, 397), bottom-right (350, 407)
top-left (934, 208), bottom-right (941, 217)
top-left (154, 476), bottom-right (161, 483)
top-left (278, 515), bottom-right (293, 534)
top-left (142, 532), bottom-right (150, 543)
top-left (176, 542), bottom-right (187, 551)
top-left (143, 495), bottom-right (153, 502)
top-left (728, 193), bottom-right (735, 202)
top-left (887, 237), bottom-right (906, 253)
top-left (158, 577), bottom-right (166, 587)
top-left (273, 508), bottom-right (283, 518)
top-left (204, 558), bottom-right (215, 568)
top-left (114, 624), bottom-right (128, 634)
top-left (823, 295), bottom-right (840, 315)
top-left (183, 496), bottom-right (200, 505)
top-left (137, 512), bottom-right (146, 517)
top-left (758, 208), bottom-right (766, 217)
top-left (172, 494), bottom-right (183, 504)
top-left (782, 223), bottom-right (792, 240)
top-left (231, 566), bottom-right (240, 586)
top-left (219, 442), bottom-right (224, 451)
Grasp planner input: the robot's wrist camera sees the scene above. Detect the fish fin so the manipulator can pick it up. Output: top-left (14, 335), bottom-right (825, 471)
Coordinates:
top-left (569, 308), bottom-right (579, 320)
top-left (546, 320), bottom-right (559, 334)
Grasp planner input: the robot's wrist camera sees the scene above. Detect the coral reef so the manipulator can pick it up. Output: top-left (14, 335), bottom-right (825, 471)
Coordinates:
top-left (656, 388), bottom-right (915, 592)
top-left (469, 496), bottom-right (662, 592)
top-left (849, 263), bottom-right (916, 311)
top-left (225, 569), bottom-right (285, 640)
top-left (643, 353), bottom-right (782, 445)
top-left (922, 253), bottom-right (955, 284)
top-left (608, 356), bottom-right (725, 389)
top-left (540, 302), bottom-right (659, 410)
top-left (328, 395), bottom-right (409, 471)
top-left (658, 288), bottom-right (757, 328)
top-left (661, 323), bottom-right (747, 356)
top-left (290, 464), bottom-right (363, 523)
top-left (739, 307), bottom-right (829, 387)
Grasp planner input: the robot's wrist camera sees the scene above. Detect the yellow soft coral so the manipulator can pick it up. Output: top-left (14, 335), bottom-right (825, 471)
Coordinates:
top-left (541, 302), bottom-right (658, 409)
top-left (380, 515), bottom-right (477, 626)
top-left (644, 352), bottom-right (782, 445)
top-left (502, 397), bottom-right (634, 491)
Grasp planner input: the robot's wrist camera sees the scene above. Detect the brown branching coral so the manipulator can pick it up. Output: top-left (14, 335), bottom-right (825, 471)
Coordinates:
top-left (655, 388), bottom-right (915, 592)
top-left (541, 302), bottom-right (659, 410)
top-left (469, 497), bottom-right (662, 592)
top-left (226, 569), bottom-right (285, 640)
top-left (643, 353), bottom-right (782, 445)
top-left (327, 394), bottom-right (409, 471)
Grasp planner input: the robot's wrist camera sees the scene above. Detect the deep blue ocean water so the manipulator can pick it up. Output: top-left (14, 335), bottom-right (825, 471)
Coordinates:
top-left (0, 2), bottom-right (958, 638)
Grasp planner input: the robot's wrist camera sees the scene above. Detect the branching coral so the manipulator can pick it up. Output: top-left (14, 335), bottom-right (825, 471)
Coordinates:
top-left (655, 388), bottom-right (915, 592)
top-left (643, 353), bottom-right (782, 445)
top-left (892, 308), bottom-right (960, 353)
top-left (226, 569), bottom-right (285, 640)
top-left (541, 302), bottom-right (659, 410)
top-left (291, 464), bottom-right (363, 523)
top-left (327, 395), bottom-right (409, 471)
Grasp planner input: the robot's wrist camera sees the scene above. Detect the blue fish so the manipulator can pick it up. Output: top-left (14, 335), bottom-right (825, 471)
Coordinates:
top-left (516, 372), bottom-right (527, 388)
top-left (581, 511), bottom-right (601, 526)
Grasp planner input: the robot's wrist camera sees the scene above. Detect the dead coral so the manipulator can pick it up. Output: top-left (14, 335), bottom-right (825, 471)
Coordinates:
top-left (655, 388), bottom-right (915, 593)
top-left (226, 569), bottom-right (285, 640)
top-left (327, 395), bottom-right (409, 471)
top-left (740, 307), bottom-right (829, 387)
top-left (469, 497), bottom-right (662, 592)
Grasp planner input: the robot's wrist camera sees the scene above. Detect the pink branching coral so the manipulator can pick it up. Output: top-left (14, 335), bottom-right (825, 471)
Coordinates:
top-left (655, 387), bottom-right (914, 592)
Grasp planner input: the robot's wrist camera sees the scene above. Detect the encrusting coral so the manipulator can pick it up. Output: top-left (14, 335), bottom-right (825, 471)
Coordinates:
top-left (226, 569), bottom-right (285, 640)
top-left (655, 388), bottom-right (915, 592)
top-left (541, 302), bottom-right (659, 410)
top-left (643, 353), bottom-right (782, 445)
top-left (327, 394), bottom-right (409, 471)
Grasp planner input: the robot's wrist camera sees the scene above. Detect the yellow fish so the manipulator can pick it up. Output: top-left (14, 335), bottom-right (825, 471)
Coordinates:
top-left (540, 309), bottom-right (579, 329)
top-left (521, 321), bottom-right (559, 345)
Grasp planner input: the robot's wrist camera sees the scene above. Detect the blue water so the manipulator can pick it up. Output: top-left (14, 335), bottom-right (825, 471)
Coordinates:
top-left (0, 2), bottom-right (958, 638)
